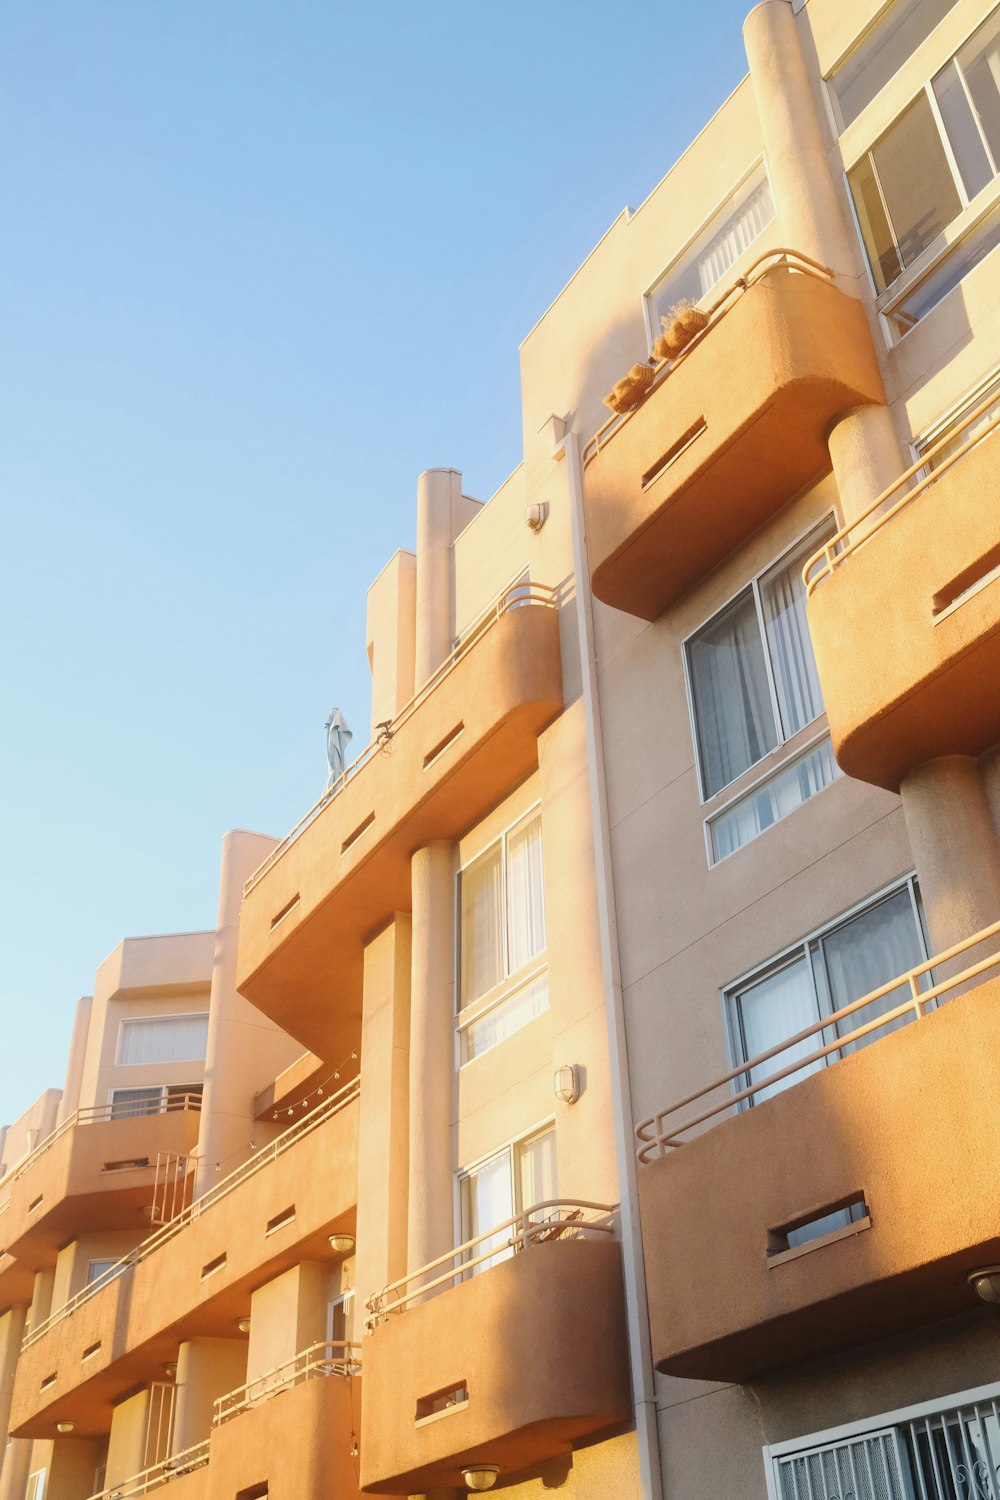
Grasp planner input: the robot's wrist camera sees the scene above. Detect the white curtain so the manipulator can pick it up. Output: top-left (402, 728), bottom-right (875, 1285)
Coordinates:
top-left (117, 1014), bottom-right (209, 1066)
top-left (736, 954), bottom-right (825, 1103)
top-left (761, 548), bottom-right (825, 738)
top-left (519, 1128), bottom-right (558, 1216)
top-left (689, 590), bottom-right (777, 797)
top-left (695, 176), bottom-right (775, 294)
top-left (464, 1152), bottom-right (515, 1272)
top-left (506, 816), bottom-right (546, 974)
top-left (459, 847), bottom-right (503, 1005)
top-left (822, 887), bottom-right (925, 1052)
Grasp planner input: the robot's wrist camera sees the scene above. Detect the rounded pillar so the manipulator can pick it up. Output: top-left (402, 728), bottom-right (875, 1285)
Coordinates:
top-left (900, 756), bottom-right (1000, 951)
top-left (415, 468), bottom-right (462, 686)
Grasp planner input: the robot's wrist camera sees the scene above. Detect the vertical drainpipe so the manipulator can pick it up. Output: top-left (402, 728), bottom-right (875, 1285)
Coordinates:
top-left (553, 423), bottom-right (664, 1500)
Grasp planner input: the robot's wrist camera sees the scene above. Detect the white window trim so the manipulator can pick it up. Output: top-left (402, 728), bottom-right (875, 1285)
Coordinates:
top-left (911, 359), bottom-right (1000, 459)
top-left (702, 727), bottom-right (838, 867)
top-left (682, 514), bottom-right (837, 807)
top-left (455, 803), bottom-right (546, 1013)
top-left (641, 158), bottom-right (775, 355)
top-left (115, 1012), bottom-right (210, 1067)
top-left (763, 1379), bottom-right (1000, 1499)
top-left (456, 962), bottom-right (549, 1067)
top-left (107, 1083), bottom-right (202, 1111)
top-left (824, 0), bottom-right (963, 135)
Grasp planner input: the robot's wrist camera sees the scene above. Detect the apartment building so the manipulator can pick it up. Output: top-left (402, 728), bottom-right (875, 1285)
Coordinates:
top-left (3, 0), bottom-right (1000, 1497)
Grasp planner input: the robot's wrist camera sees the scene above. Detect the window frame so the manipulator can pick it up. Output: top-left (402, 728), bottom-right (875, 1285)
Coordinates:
top-left (703, 729), bottom-right (842, 866)
top-left (682, 515), bottom-right (836, 807)
top-left (108, 1083), bottom-right (203, 1117)
top-left (456, 1119), bottom-right (557, 1248)
top-left (912, 360), bottom-right (1000, 462)
top-left (455, 804), bottom-right (548, 1061)
top-left (641, 158), bottom-right (776, 355)
top-left (841, 2), bottom-right (1000, 337)
top-left (115, 1012), bottom-right (210, 1068)
top-left (823, 0), bottom-right (963, 135)
top-left (722, 873), bottom-right (930, 1107)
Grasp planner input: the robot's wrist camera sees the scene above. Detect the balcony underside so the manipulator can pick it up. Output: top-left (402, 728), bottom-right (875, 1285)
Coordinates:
top-left (237, 603), bottom-right (563, 1060)
top-left (807, 434), bottom-right (1000, 790)
top-left (360, 1240), bottom-right (630, 1494)
top-left (639, 974), bottom-right (1000, 1383)
top-left (584, 269), bottom-right (886, 620)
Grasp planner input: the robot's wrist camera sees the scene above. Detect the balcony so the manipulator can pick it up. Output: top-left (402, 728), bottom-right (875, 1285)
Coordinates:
top-left (0, 1097), bottom-right (201, 1272)
top-left (582, 252), bottom-right (886, 621)
top-left (359, 1202), bottom-right (631, 1494)
top-left (237, 584), bottom-right (563, 1059)
top-left (805, 403), bottom-right (1000, 790)
top-left (86, 1441), bottom-right (209, 1500)
top-left (635, 922), bottom-right (1000, 1382)
top-left (10, 1081), bottom-right (358, 1436)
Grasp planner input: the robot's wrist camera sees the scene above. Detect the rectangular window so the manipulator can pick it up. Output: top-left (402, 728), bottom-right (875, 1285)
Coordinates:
top-left (116, 1014), bottom-right (209, 1067)
top-left (459, 1126), bottom-right (557, 1275)
top-left (87, 1258), bottom-right (121, 1288)
top-left (458, 810), bottom-right (549, 1061)
top-left (686, 522), bottom-right (833, 801)
top-left (829, 0), bottom-right (961, 130)
top-left (768, 1381), bottom-right (1000, 1500)
top-left (915, 367), bottom-right (1000, 468)
top-left (727, 879), bottom-right (928, 1111)
top-left (848, 8), bottom-right (1000, 297)
top-left (708, 738), bottom-right (842, 862)
top-left (109, 1083), bottom-right (203, 1118)
top-left (26, 1473), bottom-right (45, 1500)
top-left (646, 163), bottom-right (775, 336)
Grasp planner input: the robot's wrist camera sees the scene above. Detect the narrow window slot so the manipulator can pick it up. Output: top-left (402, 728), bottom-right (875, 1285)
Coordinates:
top-left (423, 722), bottom-right (465, 770)
top-left (265, 1206), bottom-right (296, 1236)
top-left (102, 1158), bottom-right (150, 1173)
top-left (201, 1252), bottom-right (227, 1280)
top-left (40, 1373), bottom-right (56, 1391)
top-left (932, 543), bottom-right (1000, 617)
top-left (82, 1341), bottom-right (101, 1361)
top-left (642, 419), bottom-right (707, 489)
top-left (341, 812), bottom-right (375, 856)
top-left (27, 1196), bottom-right (43, 1214)
top-left (270, 894), bottom-right (300, 930)
top-left (415, 1382), bottom-right (469, 1425)
top-left (767, 1194), bottom-right (871, 1267)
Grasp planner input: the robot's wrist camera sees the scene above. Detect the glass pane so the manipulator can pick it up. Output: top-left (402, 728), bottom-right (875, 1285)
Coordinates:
top-left (518, 1128), bottom-right (558, 1215)
top-left (709, 739), bottom-right (842, 861)
top-left (957, 8), bottom-right (1000, 172)
top-left (465, 973), bottom-right (549, 1061)
top-left (733, 953), bottom-right (825, 1104)
top-left (848, 151), bottom-right (903, 292)
top-left (933, 59), bottom-right (994, 198)
top-left (688, 590), bottom-right (778, 798)
top-left (463, 1152), bottom-right (514, 1273)
top-left (459, 845), bottom-right (503, 1005)
top-left (918, 373), bottom-right (1000, 469)
top-left (87, 1259), bottom-right (121, 1288)
top-left (821, 886), bottom-right (926, 1053)
top-left (886, 199), bottom-right (1000, 334)
top-left (648, 166), bottom-right (775, 327)
top-left (117, 1014), bottom-right (209, 1066)
top-left (831, 0), bottom-right (961, 129)
top-left (871, 92), bottom-right (961, 272)
top-left (761, 532), bottom-right (831, 738)
top-left (110, 1088), bottom-right (163, 1119)
top-left (506, 815), bottom-right (546, 974)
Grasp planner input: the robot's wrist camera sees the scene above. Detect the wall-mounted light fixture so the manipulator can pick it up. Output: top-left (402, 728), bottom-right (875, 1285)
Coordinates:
top-left (237, 1317), bottom-right (252, 1334)
top-left (968, 1266), bottom-right (1000, 1304)
top-left (163, 1363), bottom-right (178, 1380)
top-left (56, 1422), bottom-right (74, 1435)
top-left (554, 1064), bottom-right (581, 1105)
top-left (525, 502), bottom-right (548, 533)
top-left (329, 1233), bottom-right (356, 1255)
top-left (462, 1466), bottom-right (500, 1492)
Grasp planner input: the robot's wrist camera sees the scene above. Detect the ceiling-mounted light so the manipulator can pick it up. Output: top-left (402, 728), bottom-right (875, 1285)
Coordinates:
top-left (56, 1421), bottom-right (74, 1435)
top-left (163, 1362), bottom-right (178, 1380)
top-left (968, 1266), bottom-right (1000, 1304)
top-left (462, 1466), bottom-right (500, 1492)
top-left (237, 1317), bottom-right (251, 1334)
top-left (329, 1233), bottom-right (355, 1255)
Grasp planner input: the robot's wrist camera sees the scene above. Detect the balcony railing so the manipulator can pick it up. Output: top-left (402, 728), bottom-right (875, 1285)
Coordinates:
top-left (803, 393), bottom-right (1000, 595)
top-left (212, 1340), bottom-right (360, 1427)
top-left (0, 1095), bottom-right (203, 1194)
top-left (635, 918), bottom-right (1000, 1163)
top-left (581, 248), bottom-right (835, 469)
top-left (242, 580), bottom-right (559, 897)
top-left (366, 1199), bottom-right (618, 1326)
top-left (85, 1440), bottom-right (210, 1500)
top-left (22, 1075), bottom-right (359, 1349)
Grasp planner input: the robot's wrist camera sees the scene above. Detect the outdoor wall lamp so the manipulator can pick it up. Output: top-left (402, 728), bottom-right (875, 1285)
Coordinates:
top-left (554, 1064), bottom-right (581, 1105)
top-left (968, 1266), bottom-right (1000, 1304)
top-left (56, 1422), bottom-right (74, 1435)
top-left (237, 1317), bottom-right (252, 1334)
top-left (329, 1233), bottom-right (356, 1255)
top-left (163, 1362), bottom-right (178, 1379)
top-left (462, 1466), bottom-right (500, 1492)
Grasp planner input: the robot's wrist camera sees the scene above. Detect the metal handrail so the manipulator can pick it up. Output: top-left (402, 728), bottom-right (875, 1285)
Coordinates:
top-left (635, 917), bottom-right (1000, 1163)
top-left (23, 1076), bottom-right (360, 1349)
top-left (581, 248), bottom-right (835, 470)
top-left (0, 1095), bottom-right (203, 1194)
top-left (85, 1439), bottom-right (210, 1500)
top-left (366, 1199), bottom-right (618, 1324)
top-left (212, 1340), bottom-right (360, 1426)
top-left (243, 580), bottom-right (560, 896)
top-left (803, 395), bottom-right (1000, 595)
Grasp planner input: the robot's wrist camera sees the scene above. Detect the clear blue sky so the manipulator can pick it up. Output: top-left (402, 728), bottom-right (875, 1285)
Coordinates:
top-left (0, 0), bottom-right (754, 1120)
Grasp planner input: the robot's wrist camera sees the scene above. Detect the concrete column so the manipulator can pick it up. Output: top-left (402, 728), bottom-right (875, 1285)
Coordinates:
top-left (172, 1339), bottom-right (247, 1452)
top-left (744, 0), bottom-right (908, 524)
top-left (105, 1388), bottom-right (153, 1489)
top-left (366, 550), bottom-right (417, 735)
top-left (0, 1439), bottom-right (31, 1500)
top-left (246, 1262), bottom-right (328, 1380)
top-left (415, 468), bottom-right (462, 686)
top-left (28, 1268), bottom-right (54, 1332)
top-left (900, 756), bottom-right (1000, 951)
top-left (47, 1437), bottom-right (104, 1500)
top-left (195, 830), bottom-right (305, 1197)
top-left (0, 1307), bottom-right (26, 1486)
top-left (56, 998), bottom-right (93, 1126)
top-left (407, 843), bottom-right (455, 1275)
top-left (354, 918), bottom-right (411, 1322)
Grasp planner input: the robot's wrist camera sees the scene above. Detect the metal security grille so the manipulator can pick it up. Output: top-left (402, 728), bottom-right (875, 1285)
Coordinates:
top-left (774, 1395), bottom-right (1000, 1500)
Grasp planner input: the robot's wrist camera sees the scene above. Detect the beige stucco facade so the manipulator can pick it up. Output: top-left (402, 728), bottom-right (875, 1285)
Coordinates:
top-left (4, 1), bottom-right (1000, 1497)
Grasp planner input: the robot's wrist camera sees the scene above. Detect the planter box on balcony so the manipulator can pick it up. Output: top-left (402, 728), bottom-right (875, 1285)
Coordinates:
top-left (360, 1240), bottom-right (630, 1494)
top-left (806, 430), bottom-right (1000, 791)
top-left (638, 974), bottom-right (1000, 1383)
top-left (584, 269), bottom-right (886, 620)
top-left (237, 601), bottom-right (563, 1060)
